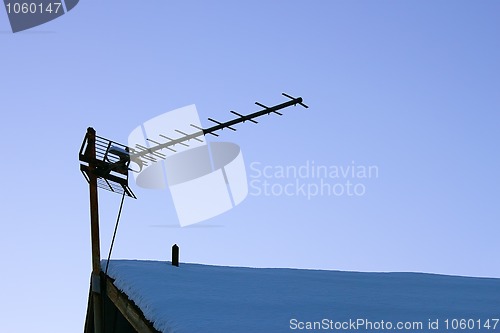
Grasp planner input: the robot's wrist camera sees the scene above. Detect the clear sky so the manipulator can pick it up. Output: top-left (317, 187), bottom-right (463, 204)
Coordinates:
top-left (1, 1), bottom-right (499, 332)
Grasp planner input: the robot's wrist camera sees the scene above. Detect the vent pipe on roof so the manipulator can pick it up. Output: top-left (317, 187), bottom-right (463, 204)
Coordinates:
top-left (172, 244), bottom-right (179, 267)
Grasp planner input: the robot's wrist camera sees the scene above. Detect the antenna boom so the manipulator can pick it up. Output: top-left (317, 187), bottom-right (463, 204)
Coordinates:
top-left (103, 94), bottom-right (308, 173)
top-left (130, 94), bottom-right (307, 160)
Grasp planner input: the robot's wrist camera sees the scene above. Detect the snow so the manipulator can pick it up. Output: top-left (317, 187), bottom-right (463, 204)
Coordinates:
top-left (103, 260), bottom-right (500, 333)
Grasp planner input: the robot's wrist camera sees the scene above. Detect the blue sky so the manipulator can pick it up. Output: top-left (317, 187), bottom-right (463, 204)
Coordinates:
top-left (1, 1), bottom-right (499, 331)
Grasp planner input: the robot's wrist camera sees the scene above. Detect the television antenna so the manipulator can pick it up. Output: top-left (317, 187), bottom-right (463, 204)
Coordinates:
top-left (79, 93), bottom-right (308, 333)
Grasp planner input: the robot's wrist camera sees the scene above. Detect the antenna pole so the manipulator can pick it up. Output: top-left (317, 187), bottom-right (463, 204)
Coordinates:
top-left (87, 127), bottom-right (103, 333)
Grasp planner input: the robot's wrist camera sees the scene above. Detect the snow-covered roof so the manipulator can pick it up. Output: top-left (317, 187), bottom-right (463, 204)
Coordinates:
top-left (104, 260), bottom-right (500, 333)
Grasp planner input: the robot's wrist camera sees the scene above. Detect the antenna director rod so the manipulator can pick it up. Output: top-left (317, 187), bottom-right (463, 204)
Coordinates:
top-left (132, 130), bottom-right (205, 158)
top-left (129, 96), bottom-right (307, 160)
top-left (202, 97), bottom-right (305, 135)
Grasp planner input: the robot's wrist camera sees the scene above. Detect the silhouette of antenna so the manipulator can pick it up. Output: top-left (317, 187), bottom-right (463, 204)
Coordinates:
top-left (78, 93), bottom-right (307, 333)
top-left (80, 93), bottom-right (307, 198)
